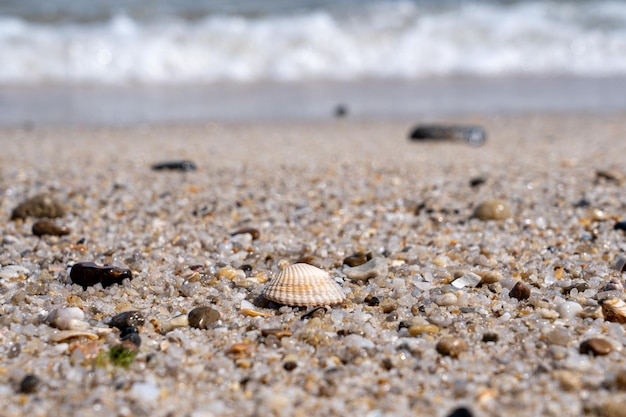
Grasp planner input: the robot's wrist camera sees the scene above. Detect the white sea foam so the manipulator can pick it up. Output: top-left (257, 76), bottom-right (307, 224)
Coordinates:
top-left (1, 1), bottom-right (626, 85)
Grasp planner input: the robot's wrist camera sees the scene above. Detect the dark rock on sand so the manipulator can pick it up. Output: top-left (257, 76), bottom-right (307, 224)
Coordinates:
top-left (69, 262), bottom-right (132, 289)
top-left (447, 407), bottom-right (474, 417)
top-left (614, 221), bottom-right (626, 231)
top-left (32, 220), bottom-right (70, 237)
top-left (509, 281), bottom-right (531, 300)
top-left (109, 311), bottom-right (145, 330)
top-left (120, 326), bottom-right (142, 348)
top-left (11, 194), bottom-right (66, 220)
top-left (19, 374), bottom-right (40, 394)
top-left (151, 160), bottom-right (197, 172)
top-left (436, 337), bottom-right (468, 358)
top-left (343, 252), bottom-right (372, 267)
top-left (408, 124), bottom-right (487, 147)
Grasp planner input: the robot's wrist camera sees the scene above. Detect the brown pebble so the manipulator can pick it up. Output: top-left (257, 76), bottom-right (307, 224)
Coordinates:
top-left (579, 338), bottom-right (613, 356)
top-left (615, 368), bottom-right (626, 390)
top-left (261, 328), bottom-right (292, 339)
top-left (601, 298), bottom-right (626, 324)
top-left (472, 199), bottom-right (512, 221)
top-left (32, 220), bottom-right (70, 236)
top-left (109, 311), bottom-right (145, 330)
top-left (69, 262), bottom-right (132, 289)
top-left (11, 193), bottom-right (66, 220)
top-left (283, 361), bottom-right (298, 371)
top-left (596, 169), bottom-right (625, 184)
top-left (436, 337), bottom-right (468, 358)
top-left (364, 295), bottom-right (380, 306)
top-left (231, 227), bottom-right (260, 240)
top-left (188, 306), bottom-right (220, 329)
top-left (343, 252), bottom-right (372, 267)
top-left (509, 281), bottom-right (531, 300)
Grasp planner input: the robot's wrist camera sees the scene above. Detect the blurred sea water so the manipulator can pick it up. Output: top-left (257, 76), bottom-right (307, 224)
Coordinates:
top-left (1, 0), bottom-right (625, 123)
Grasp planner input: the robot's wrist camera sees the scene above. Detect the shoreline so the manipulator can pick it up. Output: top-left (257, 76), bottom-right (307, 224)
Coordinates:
top-left (2, 75), bottom-right (626, 127)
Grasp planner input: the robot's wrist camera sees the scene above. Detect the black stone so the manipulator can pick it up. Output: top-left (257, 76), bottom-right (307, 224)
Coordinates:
top-left (614, 221), bottom-right (626, 231)
top-left (109, 311), bottom-right (145, 330)
top-left (151, 160), bottom-right (197, 172)
top-left (469, 176), bottom-right (487, 188)
top-left (69, 262), bottom-right (132, 289)
top-left (283, 361), bottom-right (298, 371)
top-left (120, 326), bottom-right (142, 348)
top-left (447, 407), bottom-right (474, 417)
top-left (19, 374), bottom-right (40, 394)
top-left (334, 104), bottom-right (348, 118)
top-left (408, 124), bottom-right (487, 147)
top-left (365, 295), bottom-right (380, 306)
top-left (482, 332), bottom-right (499, 343)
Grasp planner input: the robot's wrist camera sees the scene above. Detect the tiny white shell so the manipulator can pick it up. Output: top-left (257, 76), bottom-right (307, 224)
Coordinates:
top-left (263, 263), bottom-right (345, 307)
top-left (46, 307), bottom-right (89, 331)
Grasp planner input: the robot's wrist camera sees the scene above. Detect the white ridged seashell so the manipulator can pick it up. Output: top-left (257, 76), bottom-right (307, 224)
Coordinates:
top-left (263, 263), bottom-right (345, 307)
top-left (600, 298), bottom-right (626, 323)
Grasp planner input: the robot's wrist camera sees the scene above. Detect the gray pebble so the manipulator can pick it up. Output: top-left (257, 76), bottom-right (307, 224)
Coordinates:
top-left (109, 311), bottom-right (145, 330)
top-left (11, 193), bottom-right (66, 220)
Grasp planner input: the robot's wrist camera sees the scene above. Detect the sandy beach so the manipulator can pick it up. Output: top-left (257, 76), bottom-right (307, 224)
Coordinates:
top-left (1, 113), bottom-right (626, 417)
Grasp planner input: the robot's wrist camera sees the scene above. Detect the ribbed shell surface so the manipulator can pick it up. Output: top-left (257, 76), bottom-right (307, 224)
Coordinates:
top-left (263, 263), bottom-right (346, 306)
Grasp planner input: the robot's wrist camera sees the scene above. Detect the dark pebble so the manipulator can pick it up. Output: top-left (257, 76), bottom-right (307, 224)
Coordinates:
top-left (188, 306), bottom-right (220, 329)
top-left (482, 332), bottom-right (499, 343)
top-left (469, 176), bottom-right (487, 188)
top-left (261, 328), bottom-right (292, 339)
top-left (343, 252), bottom-right (372, 267)
top-left (109, 311), bottom-right (145, 330)
top-left (151, 160), bottom-right (197, 172)
top-left (447, 407), bottom-right (474, 417)
top-left (283, 361), bottom-right (298, 371)
top-left (231, 227), bottom-right (260, 240)
top-left (70, 262), bottom-right (132, 289)
top-left (334, 104), bottom-right (348, 118)
top-left (436, 337), bottom-right (468, 358)
top-left (385, 311), bottom-right (398, 322)
top-left (509, 281), bottom-right (531, 300)
top-left (614, 221), bottom-right (626, 231)
top-left (11, 194), bottom-right (66, 220)
top-left (574, 198), bottom-right (591, 208)
top-left (120, 326), bottom-right (142, 348)
top-left (19, 374), bottom-right (40, 394)
top-left (364, 295), bottom-right (380, 306)
top-left (408, 124), bottom-right (487, 147)
top-left (32, 220), bottom-right (70, 237)
top-left (579, 338), bottom-right (613, 356)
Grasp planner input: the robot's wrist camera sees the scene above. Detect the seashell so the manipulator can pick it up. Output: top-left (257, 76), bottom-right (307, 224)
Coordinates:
top-left (600, 298), bottom-right (626, 323)
top-left (262, 263), bottom-right (345, 307)
top-left (49, 330), bottom-right (99, 343)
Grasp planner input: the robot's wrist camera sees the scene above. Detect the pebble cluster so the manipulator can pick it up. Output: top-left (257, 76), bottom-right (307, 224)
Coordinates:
top-left (1, 115), bottom-right (626, 417)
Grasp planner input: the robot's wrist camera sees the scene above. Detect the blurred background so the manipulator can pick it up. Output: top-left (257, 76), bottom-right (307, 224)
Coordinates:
top-left (1, 0), bottom-right (625, 124)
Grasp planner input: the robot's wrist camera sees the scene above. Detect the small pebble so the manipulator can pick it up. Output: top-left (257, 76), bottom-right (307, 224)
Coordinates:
top-left (509, 281), bottom-right (531, 300)
top-left (436, 293), bottom-right (458, 306)
top-left (69, 262), bottom-right (132, 289)
top-left (120, 326), bottom-right (142, 348)
top-left (109, 311), bottom-right (145, 330)
top-left (614, 255), bottom-right (626, 273)
top-left (472, 199), bottom-right (513, 221)
top-left (300, 306), bottom-right (327, 320)
top-left (447, 407), bottom-right (474, 417)
top-left (32, 220), bottom-right (70, 237)
top-left (364, 295), bottom-right (380, 306)
top-left (188, 306), bottom-right (220, 329)
top-left (436, 337), bottom-right (468, 358)
top-left (556, 301), bottom-right (583, 319)
top-left (151, 160), bottom-right (197, 171)
top-left (160, 314), bottom-right (189, 334)
top-left (8, 343), bottom-right (21, 358)
top-left (451, 272), bottom-right (481, 289)
top-left (579, 338), bottom-right (613, 356)
top-left (482, 333), bottom-right (499, 343)
top-left (283, 361), bottom-right (298, 371)
top-left (343, 252), bottom-right (372, 267)
top-left (11, 193), bottom-right (66, 220)
top-left (615, 368), bottom-right (626, 390)
top-left (469, 176), bottom-right (487, 188)
top-left (231, 227), bottom-right (260, 240)
top-left (19, 374), bottom-right (40, 394)
top-left (344, 257), bottom-right (388, 281)
top-left (477, 270), bottom-right (503, 284)
top-left (46, 307), bottom-right (88, 331)
top-left (596, 169), bottom-right (625, 184)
